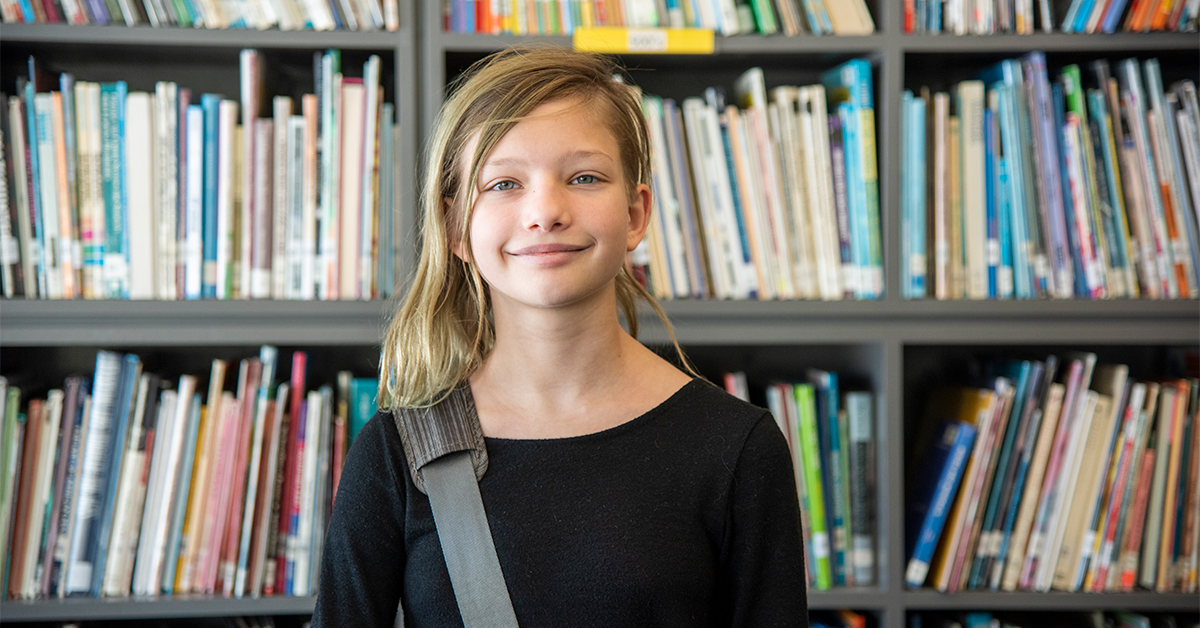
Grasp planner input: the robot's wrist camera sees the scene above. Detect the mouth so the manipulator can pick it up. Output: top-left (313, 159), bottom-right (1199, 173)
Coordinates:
top-left (509, 243), bottom-right (589, 256)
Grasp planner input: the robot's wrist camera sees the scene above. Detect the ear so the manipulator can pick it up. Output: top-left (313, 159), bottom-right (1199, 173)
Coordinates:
top-left (625, 183), bottom-right (652, 252)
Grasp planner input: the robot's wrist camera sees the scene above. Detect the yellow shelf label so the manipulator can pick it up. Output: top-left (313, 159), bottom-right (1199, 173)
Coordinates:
top-left (572, 27), bottom-right (715, 54)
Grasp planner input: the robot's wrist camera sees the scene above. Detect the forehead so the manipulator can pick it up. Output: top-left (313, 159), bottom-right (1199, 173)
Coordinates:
top-left (462, 97), bottom-right (623, 171)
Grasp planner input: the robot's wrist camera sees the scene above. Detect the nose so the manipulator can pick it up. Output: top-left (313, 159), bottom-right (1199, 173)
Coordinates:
top-left (522, 178), bottom-right (571, 232)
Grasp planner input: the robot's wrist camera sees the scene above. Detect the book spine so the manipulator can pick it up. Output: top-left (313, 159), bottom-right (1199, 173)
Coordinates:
top-left (846, 391), bottom-right (875, 586)
top-left (906, 420), bottom-right (977, 589)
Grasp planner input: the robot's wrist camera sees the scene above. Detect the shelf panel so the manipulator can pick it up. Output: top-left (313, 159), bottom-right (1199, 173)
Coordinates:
top-left (900, 32), bottom-right (1200, 52)
top-left (434, 31), bottom-right (887, 54)
top-left (648, 298), bottom-right (1200, 344)
top-left (902, 590), bottom-right (1200, 611)
top-left (808, 587), bottom-right (892, 610)
top-left (2, 298), bottom-right (1195, 346)
top-left (0, 594), bottom-right (315, 621)
top-left (0, 23), bottom-right (406, 48)
top-left (0, 300), bottom-right (394, 346)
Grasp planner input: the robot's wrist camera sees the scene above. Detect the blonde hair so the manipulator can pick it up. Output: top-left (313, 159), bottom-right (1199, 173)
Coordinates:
top-left (380, 46), bottom-right (691, 408)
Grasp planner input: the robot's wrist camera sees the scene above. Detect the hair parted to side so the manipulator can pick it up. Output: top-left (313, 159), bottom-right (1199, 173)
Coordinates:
top-left (380, 45), bottom-right (693, 408)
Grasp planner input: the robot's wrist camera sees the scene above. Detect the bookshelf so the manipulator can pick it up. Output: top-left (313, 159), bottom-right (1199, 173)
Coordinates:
top-left (2, 0), bottom-right (1199, 623)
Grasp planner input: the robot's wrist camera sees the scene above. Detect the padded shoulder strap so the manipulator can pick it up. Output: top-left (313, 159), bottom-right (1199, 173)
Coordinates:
top-left (392, 386), bottom-right (489, 495)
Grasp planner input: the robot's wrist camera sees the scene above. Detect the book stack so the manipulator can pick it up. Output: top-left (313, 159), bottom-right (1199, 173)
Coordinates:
top-left (911, 610), bottom-right (1195, 628)
top-left (905, 352), bottom-right (1200, 594)
top-left (445, 0), bottom-right (874, 35)
top-left (902, 53), bottom-right (1200, 300)
top-left (1, 49), bottom-right (399, 302)
top-left (634, 60), bottom-right (883, 301)
top-left (0, 0), bottom-right (399, 30)
top-left (904, 0), bottom-right (1199, 33)
top-left (0, 347), bottom-right (381, 599)
top-left (724, 369), bottom-right (878, 591)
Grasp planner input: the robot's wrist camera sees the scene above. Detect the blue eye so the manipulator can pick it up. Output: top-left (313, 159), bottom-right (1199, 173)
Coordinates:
top-left (572, 174), bottom-right (599, 185)
top-left (489, 180), bottom-right (517, 191)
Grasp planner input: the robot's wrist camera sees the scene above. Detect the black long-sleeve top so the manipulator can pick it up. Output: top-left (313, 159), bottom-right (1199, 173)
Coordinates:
top-left (312, 378), bottom-right (808, 627)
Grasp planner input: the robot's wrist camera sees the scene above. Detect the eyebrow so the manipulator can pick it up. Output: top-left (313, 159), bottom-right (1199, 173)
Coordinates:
top-left (482, 150), bottom-right (617, 170)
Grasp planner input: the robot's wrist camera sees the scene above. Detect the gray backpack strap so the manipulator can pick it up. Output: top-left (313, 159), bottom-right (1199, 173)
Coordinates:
top-left (392, 387), bottom-right (519, 628)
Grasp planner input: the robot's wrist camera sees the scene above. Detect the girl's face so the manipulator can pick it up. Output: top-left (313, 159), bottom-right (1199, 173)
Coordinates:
top-left (457, 98), bottom-right (651, 314)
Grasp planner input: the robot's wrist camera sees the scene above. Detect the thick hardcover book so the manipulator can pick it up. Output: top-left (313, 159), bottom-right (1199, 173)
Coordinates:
top-left (905, 419), bottom-right (977, 589)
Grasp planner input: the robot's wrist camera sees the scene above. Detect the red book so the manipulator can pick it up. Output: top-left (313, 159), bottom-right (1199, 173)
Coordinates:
top-left (8, 400), bottom-right (42, 600)
top-left (1119, 451), bottom-right (1157, 590)
top-left (274, 352), bottom-right (307, 593)
top-left (217, 359), bottom-right (261, 595)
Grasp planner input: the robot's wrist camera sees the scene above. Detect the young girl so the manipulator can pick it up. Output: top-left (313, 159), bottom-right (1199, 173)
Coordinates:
top-left (313, 46), bottom-right (808, 627)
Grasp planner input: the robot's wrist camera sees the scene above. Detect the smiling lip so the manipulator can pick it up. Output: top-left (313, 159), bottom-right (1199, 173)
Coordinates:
top-left (510, 243), bottom-right (588, 256)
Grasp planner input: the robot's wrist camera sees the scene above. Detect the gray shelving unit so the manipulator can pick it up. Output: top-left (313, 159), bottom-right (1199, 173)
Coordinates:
top-left (2, 0), bottom-right (1200, 625)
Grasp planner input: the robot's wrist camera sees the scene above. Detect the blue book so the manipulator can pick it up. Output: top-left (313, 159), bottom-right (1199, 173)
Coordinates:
top-left (966, 364), bottom-right (1030, 588)
top-left (87, 353), bottom-right (141, 595)
top-left (821, 59), bottom-right (882, 298)
top-left (992, 73), bottom-right (1033, 299)
top-left (349, 377), bottom-right (378, 443)
top-left (908, 93), bottom-right (928, 298)
top-left (904, 419), bottom-right (977, 589)
top-left (100, 81), bottom-right (129, 300)
top-left (901, 90), bottom-right (914, 298)
top-left (997, 156), bottom-right (1014, 299)
top-left (964, 612), bottom-right (995, 628)
top-left (838, 102), bottom-right (868, 299)
top-left (16, 0), bottom-right (35, 22)
top-left (1022, 52), bottom-right (1073, 298)
top-left (201, 94), bottom-right (221, 299)
top-left (1101, 0), bottom-right (1131, 31)
top-left (21, 74), bottom-right (46, 299)
top-left (64, 352), bottom-right (135, 595)
top-left (162, 392), bottom-right (201, 594)
top-left (808, 369), bottom-right (846, 585)
top-left (60, 74), bottom-right (78, 226)
top-left (717, 110), bottom-right (756, 299)
top-left (984, 105), bottom-right (999, 299)
top-left (991, 356), bottom-right (1056, 588)
top-left (1146, 60), bottom-right (1200, 290)
top-left (1051, 82), bottom-right (1087, 298)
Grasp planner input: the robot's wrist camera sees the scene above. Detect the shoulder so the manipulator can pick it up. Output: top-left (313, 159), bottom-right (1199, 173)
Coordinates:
top-left (655, 378), bottom-right (779, 459)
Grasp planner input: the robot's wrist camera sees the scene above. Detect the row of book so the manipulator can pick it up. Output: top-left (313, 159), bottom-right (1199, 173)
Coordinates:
top-left (0, 0), bottom-right (399, 30)
top-left (0, 347), bottom-right (381, 600)
top-left (724, 370), bottom-right (878, 590)
top-left (911, 611), bottom-right (1199, 628)
top-left (633, 60), bottom-right (884, 301)
top-left (901, 54), bottom-right (1200, 300)
top-left (1, 49), bottom-right (401, 301)
top-left (905, 353), bottom-right (1199, 594)
top-left (444, 0), bottom-right (873, 35)
top-left (904, 0), bottom-right (1200, 33)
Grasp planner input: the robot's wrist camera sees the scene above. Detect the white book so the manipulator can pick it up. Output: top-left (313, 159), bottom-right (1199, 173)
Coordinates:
top-left (154, 83), bottom-right (178, 301)
top-left (287, 116), bottom-right (306, 301)
top-left (730, 108), bottom-right (779, 299)
top-left (701, 101), bottom-right (758, 299)
top-left (749, 106), bottom-right (797, 299)
top-left (240, 51), bottom-right (261, 299)
top-left (250, 120), bottom-right (275, 299)
top-left (126, 92), bottom-right (156, 300)
top-left (309, 387), bottom-right (334, 590)
top-left (301, 97), bottom-right (319, 301)
top-left (360, 56), bottom-right (381, 300)
top-left (770, 91), bottom-right (817, 299)
top-left (101, 375), bottom-right (153, 597)
top-left (33, 93), bottom-right (64, 300)
top-left (184, 106), bottom-right (204, 300)
top-left (644, 97), bottom-right (689, 298)
top-left (1037, 391), bottom-right (1099, 590)
top-left (339, 80), bottom-right (365, 300)
top-left (957, 80), bottom-right (988, 300)
top-left (272, 97), bottom-right (293, 300)
top-left (292, 389), bottom-right (324, 596)
top-left (82, 83), bottom-right (106, 301)
top-left (803, 85), bottom-right (843, 300)
top-left (131, 377), bottom-right (187, 596)
top-left (680, 99), bottom-right (731, 299)
top-left (214, 100), bottom-right (237, 300)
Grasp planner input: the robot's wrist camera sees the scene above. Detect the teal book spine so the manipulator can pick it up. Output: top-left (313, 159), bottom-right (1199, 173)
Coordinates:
top-left (100, 81), bottom-right (128, 299)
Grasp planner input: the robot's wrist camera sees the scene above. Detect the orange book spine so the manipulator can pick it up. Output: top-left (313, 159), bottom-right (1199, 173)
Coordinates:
top-left (1149, 0), bottom-right (1175, 28)
top-left (50, 92), bottom-right (77, 299)
top-left (7, 401), bottom-right (42, 600)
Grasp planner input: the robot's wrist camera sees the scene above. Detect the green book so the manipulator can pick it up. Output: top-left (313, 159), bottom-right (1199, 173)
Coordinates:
top-left (795, 383), bottom-right (832, 590)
